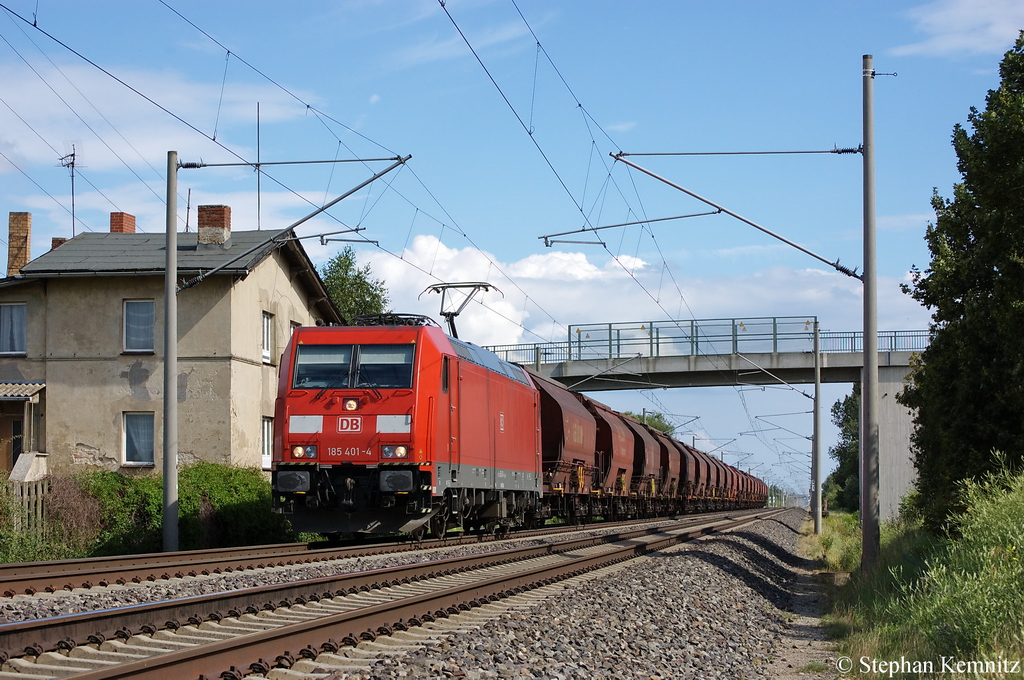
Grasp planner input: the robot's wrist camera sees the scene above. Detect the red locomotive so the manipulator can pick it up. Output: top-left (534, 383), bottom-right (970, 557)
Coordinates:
top-left (272, 315), bottom-right (768, 537)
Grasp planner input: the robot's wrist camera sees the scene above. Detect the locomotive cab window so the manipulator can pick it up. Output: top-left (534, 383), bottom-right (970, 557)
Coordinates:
top-left (292, 343), bottom-right (414, 390)
top-left (293, 344), bottom-right (353, 389)
top-left (356, 345), bottom-right (414, 388)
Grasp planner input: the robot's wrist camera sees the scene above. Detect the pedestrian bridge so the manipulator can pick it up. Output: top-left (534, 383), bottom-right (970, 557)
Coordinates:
top-left (485, 316), bottom-right (930, 522)
top-left (485, 316), bottom-right (928, 390)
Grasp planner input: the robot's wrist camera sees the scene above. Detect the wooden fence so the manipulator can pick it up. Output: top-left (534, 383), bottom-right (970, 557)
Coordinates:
top-left (6, 478), bottom-right (49, 534)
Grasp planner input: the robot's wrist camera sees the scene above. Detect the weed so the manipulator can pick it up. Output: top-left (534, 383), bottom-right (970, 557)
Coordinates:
top-left (815, 463), bottom-right (1024, 673)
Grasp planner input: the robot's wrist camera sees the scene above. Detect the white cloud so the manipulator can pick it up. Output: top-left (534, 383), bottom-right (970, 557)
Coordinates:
top-left (705, 243), bottom-right (788, 259)
top-left (879, 212), bottom-right (933, 232)
top-left (892, 0), bottom-right (1024, 56)
top-left (393, 20), bottom-right (530, 67)
top-left (354, 236), bottom-right (930, 348)
top-left (604, 122), bottom-right (636, 133)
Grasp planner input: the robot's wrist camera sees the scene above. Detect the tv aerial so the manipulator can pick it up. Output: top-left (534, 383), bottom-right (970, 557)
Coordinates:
top-left (58, 141), bottom-right (83, 236)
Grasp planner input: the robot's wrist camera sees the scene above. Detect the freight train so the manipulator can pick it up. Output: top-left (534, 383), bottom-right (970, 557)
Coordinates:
top-left (271, 314), bottom-right (768, 537)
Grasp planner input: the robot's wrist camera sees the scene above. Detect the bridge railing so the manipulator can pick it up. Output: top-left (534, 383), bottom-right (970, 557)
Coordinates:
top-left (485, 316), bottom-right (930, 366)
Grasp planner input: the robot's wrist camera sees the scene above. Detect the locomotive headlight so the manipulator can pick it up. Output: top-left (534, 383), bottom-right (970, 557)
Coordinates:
top-left (292, 445), bottom-right (317, 459)
top-left (381, 445), bottom-right (408, 459)
top-left (343, 398), bottom-right (359, 411)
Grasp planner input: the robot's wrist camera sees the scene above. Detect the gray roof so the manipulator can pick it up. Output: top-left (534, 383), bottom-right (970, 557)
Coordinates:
top-left (1, 230), bottom-right (343, 324)
top-left (0, 382), bottom-right (45, 400)
top-left (19, 231), bottom-right (280, 276)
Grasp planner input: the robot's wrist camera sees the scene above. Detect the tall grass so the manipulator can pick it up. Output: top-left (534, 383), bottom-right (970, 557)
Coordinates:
top-left (813, 465), bottom-right (1024, 673)
top-left (813, 510), bottom-right (862, 573)
top-left (884, 467), bottom-right (1024, 658)
top-left (0, 470), bottom-right (88, 562)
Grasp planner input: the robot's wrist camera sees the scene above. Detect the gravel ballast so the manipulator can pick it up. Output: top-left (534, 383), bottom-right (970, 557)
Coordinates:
top-left (0, 519), bottom-right (698, 624)
top-left (350, 508), bottom-right (809, 679)
top-left (1, 510), bottom-right (813, 679)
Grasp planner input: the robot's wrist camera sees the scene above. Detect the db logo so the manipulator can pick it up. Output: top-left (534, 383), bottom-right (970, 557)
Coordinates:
top-left (337, 416), bottom-right (362, 433)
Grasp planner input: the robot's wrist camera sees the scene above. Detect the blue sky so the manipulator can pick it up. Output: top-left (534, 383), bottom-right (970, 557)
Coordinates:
top-left (2, 0), bottom-right (1022, 493)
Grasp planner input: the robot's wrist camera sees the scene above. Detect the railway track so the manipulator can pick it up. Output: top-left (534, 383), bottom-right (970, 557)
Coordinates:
top-left (0, 510), bottom-right (747, 598)
top-left (0, 508), bottom-right (783, 679)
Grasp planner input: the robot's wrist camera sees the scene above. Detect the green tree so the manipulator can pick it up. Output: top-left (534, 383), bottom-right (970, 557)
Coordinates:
top-left (823, 384), bottom-right (859, 512)
top-left (898, 33), bottom-right (1024, 531)
top-left (623, 410), bottom-right (676, 436)
top-left (319, 246), bottom-right (389, 323)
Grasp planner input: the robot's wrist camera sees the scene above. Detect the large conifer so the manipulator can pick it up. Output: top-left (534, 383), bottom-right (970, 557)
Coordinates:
top-left (899, 33), bottom-right (1024, 531)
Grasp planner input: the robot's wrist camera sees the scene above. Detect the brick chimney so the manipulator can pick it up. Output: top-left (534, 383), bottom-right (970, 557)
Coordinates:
top-left (51, 237), bottom-right (68, 250)
top-left (110, 212), bottom-right (136, 233)
top-left (198, 205), bottom-right (231, 247)
top-left (7, 212), bottom-right (31, 277)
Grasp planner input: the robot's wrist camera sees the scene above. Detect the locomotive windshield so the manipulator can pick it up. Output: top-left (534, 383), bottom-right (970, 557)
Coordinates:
top-left (292, 343), bottom-right (414, 389)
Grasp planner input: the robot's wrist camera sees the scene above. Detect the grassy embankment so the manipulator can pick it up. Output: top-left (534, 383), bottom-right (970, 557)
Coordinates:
top-left (1, 462), bottom-right (296, 562)
top-left (806, 467), bottom-right (1024, 674)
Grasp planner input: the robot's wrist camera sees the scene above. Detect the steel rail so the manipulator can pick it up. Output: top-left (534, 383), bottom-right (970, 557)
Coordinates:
top-left (57, 509), bottom-right (786, 680)
top-left (0, 509), bottom-right (771, 664)
top-left (1, 511), bottom-right (745, 598)
top-left (0, 543), bottom-right (309, 597)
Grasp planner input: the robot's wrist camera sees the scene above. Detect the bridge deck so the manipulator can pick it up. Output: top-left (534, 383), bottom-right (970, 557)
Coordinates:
top-left (485, 316), bottom-right (927, 391)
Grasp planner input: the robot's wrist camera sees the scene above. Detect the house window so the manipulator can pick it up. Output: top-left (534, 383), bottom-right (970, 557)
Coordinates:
top-left (290, 321), bottom-right (301, 337)
top-left (124, 300), bottom-right (155, 353)
top-left (262, 416), bottom-right (274, 469)
top-left (124, 412), bottom-right (155, 465)
top-left (0, 303), bottom-right (26, 355)
top-left (262, 312), bottom-right (274, 364)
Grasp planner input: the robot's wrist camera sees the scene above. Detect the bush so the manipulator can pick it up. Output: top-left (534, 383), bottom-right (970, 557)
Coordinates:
top-left (1, 463), bottom-right (296, 562)
top-left (176, 462), bottom-right (292, 549)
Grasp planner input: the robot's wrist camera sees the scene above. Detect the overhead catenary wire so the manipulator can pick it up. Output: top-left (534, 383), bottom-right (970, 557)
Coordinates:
top-left (154, 0), bottom-right (571, 346)
top-left (0, 2), bottom-right (352, 217)
top-left (0, 21), bottom-right (164, 212)
top-left (1, 1), bottom-right (619, 384)
top-left (441, 1), bottom-right (815, 483)
top-left (2, 6), bottom-right (568, 336)
top-left (7, 2), bottom-right (813, 487)
top-left (616, 147), bottom-right (863, 157)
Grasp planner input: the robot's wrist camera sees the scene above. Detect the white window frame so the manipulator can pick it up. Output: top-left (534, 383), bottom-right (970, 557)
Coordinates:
top-left (0, 302), bottom-right (27, 355)
top-left (262, 416), bottom-right (274, 470)
top-left (123, 300), bottom-right (155, 353)
top-left (123, 412), bottom-right (155, 466)
top-left (262, 311), bottom-right (274, 364)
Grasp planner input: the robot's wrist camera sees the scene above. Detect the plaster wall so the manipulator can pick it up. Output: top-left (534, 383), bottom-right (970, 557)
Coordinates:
top-left (0, 280), bottom-right (46, 384)
top-left (0, 250), bottom-right (325, 473)
top-left (227, 247), bottom-right (323, 468)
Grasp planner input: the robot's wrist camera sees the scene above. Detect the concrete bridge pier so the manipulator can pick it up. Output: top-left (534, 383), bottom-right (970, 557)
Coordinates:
top-left (878, 365), bottom-right (916, 521)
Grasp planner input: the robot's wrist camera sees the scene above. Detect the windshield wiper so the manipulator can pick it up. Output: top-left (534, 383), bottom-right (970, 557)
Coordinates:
top-left (357, 369), bottom-right (384, 401)
top-left (312, 378), bottom-right (347, 402)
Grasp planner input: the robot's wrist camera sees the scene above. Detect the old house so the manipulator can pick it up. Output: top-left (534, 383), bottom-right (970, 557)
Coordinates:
top-left (0, 206), bottom-right (341, 478)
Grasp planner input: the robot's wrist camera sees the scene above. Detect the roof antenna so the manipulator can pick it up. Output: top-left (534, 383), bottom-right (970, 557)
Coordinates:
top-left (59, 141), bottom-right (82, 236)
top-left (185, 188), bottom-right (192, 232)
top-left (419, 282), bottom-right (501, 339)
